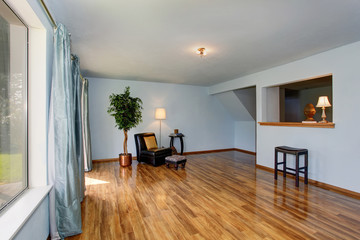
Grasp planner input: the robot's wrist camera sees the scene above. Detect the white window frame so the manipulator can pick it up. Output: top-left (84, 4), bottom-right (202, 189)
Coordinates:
top-left (0, 0), bottom-right (51, 238)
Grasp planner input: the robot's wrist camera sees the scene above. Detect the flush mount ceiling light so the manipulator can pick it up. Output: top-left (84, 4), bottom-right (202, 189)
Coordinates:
top-left (196, 47), bottom-right (207, 57)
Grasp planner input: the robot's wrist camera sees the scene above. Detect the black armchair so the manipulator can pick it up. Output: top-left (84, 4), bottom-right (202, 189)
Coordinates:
top-left (134, 132), bottom-right (172, 166)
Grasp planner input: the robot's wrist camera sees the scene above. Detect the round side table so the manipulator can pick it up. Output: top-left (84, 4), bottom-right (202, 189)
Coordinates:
top-left (169, 133), bottom-right (184, 155)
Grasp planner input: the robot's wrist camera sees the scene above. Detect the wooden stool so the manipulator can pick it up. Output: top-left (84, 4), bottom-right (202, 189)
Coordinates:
top-left (165, 155), bottom-right (187, 170)
top-left (275, 146), bottom-right (308, 187)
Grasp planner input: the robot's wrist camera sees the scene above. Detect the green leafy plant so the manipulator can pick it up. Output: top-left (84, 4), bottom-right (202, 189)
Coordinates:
top-left (107, 86), bottom-right (143, 155)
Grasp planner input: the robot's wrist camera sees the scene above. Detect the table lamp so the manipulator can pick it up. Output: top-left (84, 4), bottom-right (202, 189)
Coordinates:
top-left (155, 108), bottom-right (166, 147)
top-left (316, 96), bottom-right (331, 123)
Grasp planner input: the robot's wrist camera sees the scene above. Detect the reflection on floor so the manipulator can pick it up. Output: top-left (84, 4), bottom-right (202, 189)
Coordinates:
top-left (85, 177), bottom-right (110, 186)
top-left (66, 151), bottom-right (360, 240)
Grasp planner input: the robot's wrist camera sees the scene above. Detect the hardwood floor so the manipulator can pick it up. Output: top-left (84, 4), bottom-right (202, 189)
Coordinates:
top-left (67, 151), bottom-right (360, 240)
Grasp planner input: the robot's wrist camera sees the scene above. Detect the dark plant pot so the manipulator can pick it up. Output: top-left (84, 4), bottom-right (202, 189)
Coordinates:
top-left (119, 153), bottom-right (132, 167)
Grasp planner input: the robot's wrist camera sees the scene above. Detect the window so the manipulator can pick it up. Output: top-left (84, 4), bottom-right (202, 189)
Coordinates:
top-left (0, 1), bottom-right (28, 211)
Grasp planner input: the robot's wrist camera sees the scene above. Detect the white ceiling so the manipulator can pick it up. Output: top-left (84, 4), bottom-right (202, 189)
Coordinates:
top-left (45, 0), bottom-right (360, 86)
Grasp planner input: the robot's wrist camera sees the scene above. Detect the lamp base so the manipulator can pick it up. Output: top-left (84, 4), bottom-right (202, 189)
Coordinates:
top-left (319, 107), bottom-right (328, 123)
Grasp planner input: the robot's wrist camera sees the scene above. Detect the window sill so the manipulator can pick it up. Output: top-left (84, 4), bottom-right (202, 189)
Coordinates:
top-left (0, 185), bottom-right (52, 239)
top-left (258, 122), bottom-right (335, 128)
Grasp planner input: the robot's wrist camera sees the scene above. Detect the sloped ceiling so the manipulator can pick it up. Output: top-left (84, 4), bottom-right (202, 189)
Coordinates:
top-left (45, 0), bottom-right (360, 86)
top-left (215, 87), bottom-right (256, 122)
top-left (234, 88), bottom-right (256, 120)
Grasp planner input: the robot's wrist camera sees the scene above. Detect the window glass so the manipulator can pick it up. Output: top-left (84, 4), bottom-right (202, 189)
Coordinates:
top-left (0, 1), bottom-right (28, 211)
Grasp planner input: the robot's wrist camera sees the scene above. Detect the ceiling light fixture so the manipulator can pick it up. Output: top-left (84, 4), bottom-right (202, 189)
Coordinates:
top-left (196, 47), bottom-right (207, 57)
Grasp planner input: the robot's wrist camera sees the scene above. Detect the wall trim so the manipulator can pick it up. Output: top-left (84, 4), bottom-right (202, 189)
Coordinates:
top-left (183, 148), bottom-right (236, 155)
top-left (234, 148), bottom-right (256, 156)
top-left (184, 148), bottom-right (256, 155)
top-left (93, 148), bottom-right (256, 163)
top-left (93, 156), bottom-right (138, 164)
top-left (93, 158), bottom-right (118, 164)
top-left (256, 164), bottom-right (360, 200)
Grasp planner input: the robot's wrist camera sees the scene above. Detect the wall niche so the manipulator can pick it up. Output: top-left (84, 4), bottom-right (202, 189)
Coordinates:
top-left (263, 74), bottom-right (333, 123)
top-left (279, 75), bottom-right (332, 122)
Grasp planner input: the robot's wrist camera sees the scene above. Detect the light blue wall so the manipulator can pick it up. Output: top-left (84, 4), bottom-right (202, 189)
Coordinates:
top-left (215, 87), bottom-right (257, 152)
top-left (234, 121), bottom-right (256, 152)
top-left (210, 40), bottom-right (360, 193)
top-left (88, 78), bottom-right (235, 159)
top-left (13, 196), bottom-right (49, 240)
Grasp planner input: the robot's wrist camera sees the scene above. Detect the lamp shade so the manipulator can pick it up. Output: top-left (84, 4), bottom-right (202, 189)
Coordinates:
top-left (155, 108), bottom-right (166, 120)
top-left (316, 96), bottom-right (331, 108)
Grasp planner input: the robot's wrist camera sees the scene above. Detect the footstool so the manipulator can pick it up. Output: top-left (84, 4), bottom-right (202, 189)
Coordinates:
top-left (275, 146), bottom-right (308, 187)
top-left (165, 155), bottom-right (187, 170)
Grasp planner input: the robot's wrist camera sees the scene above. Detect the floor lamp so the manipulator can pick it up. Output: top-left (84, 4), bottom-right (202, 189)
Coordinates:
top-left (155, 108), bottom-right (166, 147)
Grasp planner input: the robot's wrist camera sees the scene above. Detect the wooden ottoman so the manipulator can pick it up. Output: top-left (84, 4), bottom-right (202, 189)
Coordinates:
top-left (165, 155), bottom-right (187, 170)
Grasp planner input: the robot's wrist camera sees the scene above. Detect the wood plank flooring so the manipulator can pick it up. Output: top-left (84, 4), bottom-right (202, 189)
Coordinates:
top-left (67, 151), bottom-right (360, 240)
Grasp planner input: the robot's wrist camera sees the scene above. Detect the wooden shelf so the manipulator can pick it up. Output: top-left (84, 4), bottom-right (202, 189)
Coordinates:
top-left (258, 122), bottom-right (335, 128)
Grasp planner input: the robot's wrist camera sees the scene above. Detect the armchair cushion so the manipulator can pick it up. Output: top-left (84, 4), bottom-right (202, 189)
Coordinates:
top-left (144, 136), bottom-right (158, 150)
top-left (134, 132), bottom-right (172, 166)
top-left (142, 148), bottom-right (170, 157)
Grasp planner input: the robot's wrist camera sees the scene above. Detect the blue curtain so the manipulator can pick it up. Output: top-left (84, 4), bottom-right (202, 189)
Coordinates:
top-left (82, 78), bottom-right (93, 172)
top-left (48, 23), bottom-right (82, 239)
top-left (71, 54), bottom-right (85, 201)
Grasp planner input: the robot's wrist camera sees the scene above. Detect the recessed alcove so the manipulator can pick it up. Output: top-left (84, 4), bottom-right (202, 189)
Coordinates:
top-left (261, 74), bottom-right (333, 127)
top-left (280, 75), bottom-right (332, 122)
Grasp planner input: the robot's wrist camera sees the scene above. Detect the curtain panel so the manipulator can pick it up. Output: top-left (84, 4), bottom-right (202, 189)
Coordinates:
top-left (82, 78), bottom-right (93, 172)
top-left (71, 54), bottom-right (85, 201)
top-left (48, 24), bottom-right (82, 239)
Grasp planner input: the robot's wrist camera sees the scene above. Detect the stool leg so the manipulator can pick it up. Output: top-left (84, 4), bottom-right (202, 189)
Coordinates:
top-left (305, 152), bottom-right (308, 184)
top-left (274, 149), bottom-right (278, 180)
top-left (295, 153), bottom-right (299, 187)
top-left (182, 162), bottom-right (186, 168)
top-left (166, 163), bottom-right (170, 168)
top-left (175, 163), bottom-right (178, 170)
top-left (283, 153), bottom-right (287, 178)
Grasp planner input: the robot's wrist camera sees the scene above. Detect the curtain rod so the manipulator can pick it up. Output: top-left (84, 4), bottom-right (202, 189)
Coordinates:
top-left (39, 2), bottom-right (85, 81)
top-left (40, 0), bottom-right (56, 28)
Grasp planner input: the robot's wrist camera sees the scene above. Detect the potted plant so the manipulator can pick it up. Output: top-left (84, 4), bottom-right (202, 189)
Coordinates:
top-left (107, 86), bottom-right (143, 167)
